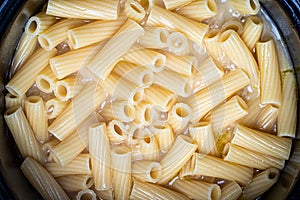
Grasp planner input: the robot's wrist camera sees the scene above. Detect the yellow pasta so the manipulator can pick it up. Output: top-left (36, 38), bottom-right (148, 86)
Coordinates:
top-left (223, 143), bottom-right (285, 170)
top-left (255, 104), bottom-right (278, 133)
top-left (127, 124), bottom-right (141, 145)
top-left (42, 138), bottom-right (60, 162)
top-left (241, 16), bottom-right (263, 50)
top-left (56, 174), bottom-right (93, 192)
top-left (54, 76), bottom-right (83, 102)
top-left (122, 47), bottom-right (166, 73)
top-left (219, 30), bottom-right (259, 88)
top-left (4, 107), bottom-right (46, 164)
top-left (221, 181), bottom-right (242, 200)
top-left (227, 0), bottom-right (260, 15)
top-left (203, 30), bottom-right (224, 62)
top-left (189, 121), bottom-right (219, 156)
top-left (138, 27), bottom-right (169, 49)
top-left (76, 189), bottom-right (97, 200)
top-left (140, 133), bottom-right (160, 161)
top-left (21, 157), bottom-right (69, 200)
top-left (24, 96), bottom-right (49, 143)
top-left (210, 95), bottom-right (248, 135)
top-left (152, 122), bottom-right (174, 153)
top-left (86, 19), bottom-right (144, 80)
top-left (221, 20), bottom-right (243, 34)
top-left (168, 102), bottom-right (192, 134)
top-left (134, 101), bottom-right (153, 126)
top-left (46, 0), bottom-right (120, 20)
top-left (132, 160), bottom-right (162, 183)
top-left (256, 39), bottom-right (282, 107)
top-left (111, 146), bottom-right (132, 200)
top-left (11, 33), bottom-right (37, 75)
top-left (187, 69), bottom-right (250, 123)
top-left (110, 100), bottom-right (136, 123)
top-left (5, 93), bottom-right (24, 109)
top-left (44, 154), bottom-right (91, 177)
top-left (154, 69), bottom-right (192, 97)
top-left (50, 44), bottom-right (99, 80)
top-left (278, 72), bottom-right (297, 138)
top-left (6, 48), bottom-right (57, 96)
top-left (180, 153), bottom-right (253, 185)
top-left (36, 66), bottom-right (57, 93)
top-left (95, 189), bottom-right (113, 200)
top-left (163, 0), bottom-right (193, 10)
top-left (88, 123), bottom-right (112, 190)
top-left (167, 32), bottom-right (190, 56)
top-left (175, 0), bottom-right (218, 22)
top-left (232, 124), bottom-right (292, 160)
top-left (189, 56), bottom-right (224, 93)
top-left (130, 180), bottom-right (189, 200)
top-left (67, 17), bottom-right (126, 49)
top-left (165, 53), bottom-right (197, 77)
top-left (106, 120), bottom-right (128, 143)
top-left (146, 5), bottom-right (209, 44)
top-left (48, 83), bottom-right (106, 141)
top-left (243, 168), bottom-right (280, 199)
top-left (38, 19), bottom-right (85, 51)
top-left (112, 61), bottom-right (154, 88)
top-left (158, 135), bottom-right (197, 184)
top-left (25, 12), bottom-right (56, 36)
top-left (171, 179), bottom-right (221, 200)
top-left (124, 0), bottom-right (146, 23)
top-left (46, 98), bottom-right (68, 120)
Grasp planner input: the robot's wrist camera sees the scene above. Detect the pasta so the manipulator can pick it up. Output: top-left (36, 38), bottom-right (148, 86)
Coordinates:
top-left (256, 39), bottom-right (282, 107)
top-left (42, 138), bottom-right (60, 162)
top-left (38, 19), bottom-right (85, 51)
top-left (36, 66), bottom-right (57, 93)
top-left (165, 53), bottom-right (197, 77)
top-left (124, 0), bottom-right (146, 22)
top-left (67, 17), bottom-right (126, 49)
top-left (277, 72), bottom-right (297, 138)
top-left (46, 0), bottom-right (120, 20)
top-left (25, 12), bottom-right (56, 36)
top-left (158, 135), bottom-right (197, 184)
top-left (138, 27), bottom-right (169, 49)
top-left (54, 76), bottom-right (83, 102)
top-left (111, 146), bottom-right (132, 200)
top-left (44, 154), bottom-right (91, 177)
top-left (167, 32), bottom-right (190, 56)
top-left (167, 102), bottom-right (192, 134)
top-left (130, 180), bottom-right (189, 200)
top-left (152, 122), bottom-right (174, 153)
top-left (203, 30), bottom-right (224, 62)
top-left (5, 93), bottom-right (23, 109)
top-left (162, 0), bottom-right (193, 10)
top-left (175, 0), bottom-right (218, 22)
top-left (4, 107), bottom-right (46, 164)
top-left (241, 16), bottom-right (263, 50)
top-left (86, 19), bottom-right (144, 80)
top-left (221, 20), bottom-right (243, 35)
top-left (88, 123), bottom-right (112, 190)
top-left (56, 174), bottom-right (93, 192)
top-left (24, 96), bottom-right (49, 143)
top-left (76, 189), bottom-right (97, 200)
top-left (6, 48), bottom-right (57, 96)
top-left (220, 181), bottom-right (242, 200)
top-left (223, 143), bottom-right (285, 170)
top-left (106, 120), bottom-right (128, 143)
top-left (45, 98), bottom-right (68, 119)
top-left (21, 157), bottom-right (69, 200)
top-left (227, 0), bottom-right (260, 15)
top-left (146, 5), bottom-right (209, 44)
top-left (232, 124), bottom-right (292, 160)
top-left (132, 160), bottom-right (162, 183)
top-left (48, 83), bottom-right (106, 141)
top-left (255, 104), bottom-right (278, 133)
top-left (140, 133), bottom-right (160, 161)
top-left (134, 101), bottom-right (153, 126)
top-left (171, 179), bottom-right (221, 200)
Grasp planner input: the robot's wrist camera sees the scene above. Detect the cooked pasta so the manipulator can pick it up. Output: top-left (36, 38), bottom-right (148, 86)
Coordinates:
top-left (111, 146), bottom-right (132, 200)
top-left (168, 102), bottom-right (192, 134)
top-left (24, 96), bottom-right (49, 143)
top-left (124, 0), bottom-right (146, 22)
top-left (241, 16), bottom-right (263, 50)
top-left (6, 48), bottom-right (57, 96)
top-left (165, 53), bottom-right (196, 77)
top-left (152, 122), bottom-right (174, 153)
top-left (130, 180), bottom-right (189, 200)
top-left (36, 66), bottom-right (57, 93)
top-left (76, 189), bottom-right (97, 200)
top-left (67, 17), bottom-right (126, 49)
top-left (88, 123), bottom-right (112, 190)
top-left (175, 0), bottom-right (218, 22)
top-left (255, 104), bottom-right (278, 133)
top-left (132, 160), bottom-right (162, 183)
top-left (138, 27), bottom-right (169, 49)
top-left (5, 93), bottom-right (23, 109)
top-left (140, 133), bottom-right (160, 161)
top-left (42, 138), bottom-right (60, 161)
top-left (48, 83), bottom-right (106, 141)
top-left (46, 0), bottom-right (120, 20)
top-left (278, 72), bottom-right (297, 138)
top-left (221, 181), bottom-right (242, 200)
top-left (232, 124), bottom-right (292, 160)
top-left (221, 20), bottom-right (243, 35)
top-left (44, 154), bottom-right (91, 177)
top-left (171, 179), bottom-right (221, 200)
top-left (54, 76), bottom-right (83, 101)
top-left (223, 143), bottom-right (285, 170)
top-left (106, 120), bottom-right (128, 143)
top-left (86, 19), bottom-right (144, 80)
top-left (134, 101), bottom-right (153, 126)
top-left (146, 5), bottom-right (209, 44)
top-left (158, 135), bottom-right (197, 184)
top-left (167, 32), bottom-right (190, 56)
top-left (38, 19), bottom-right (85, 51)
top-left (4, 107), bottom-right (46, 163)
top-left (227, 0), bottom-right (260, 15)
top-left (162, 0), bottom-right (193, 10)
top-left (21, 157), bottom-right (69, 200)
top-left (56, 174), bottom-right (93, 192)
top-left (25, 12), bottom-right (56, 36)
top-left (203, 30), bottom-right (224, 62)
top-left (46, 98), bottom-right (68, 119)
top-left (256, 40), bottom-right (282, 107)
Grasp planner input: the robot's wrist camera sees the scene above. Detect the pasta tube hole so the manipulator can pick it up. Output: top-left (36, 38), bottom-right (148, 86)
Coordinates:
top-left (250, 16), bottom-right (262, 25)
top-left (268, 172), bottom-right (278, 180)
top-left (38, 36), bottom-right (51, 49)
top-left (27, 96), bottom-right (41, 104)
top-left (79, 193), bottom-right (94, 200)
top-left (207, 0), bottom-right (217, 12)
top-left (5, 106), bottom-right (19, 115)
top-left (219, 30), bottom-right (232, 43)
top-left (210, 186), bottom-right (221, 200)
top-left (124, 105), bottom-right (134, 119)
top-left (133, 89), bottom-right (143, 103)
top-left (130, 2), bottom-right (143, 14)
top-left (153, 56), bottom-right (165, 71)
top-left (142, 73), bottom-right (153, 86)
top-left (114, 124), bottom-right (123, 136)
top-left (28, 20), bottom-right (38, 34)
top-left (144, 107), bottom-right (151, 122)
top-left (222, 143), bottom-right (230, 157)
top-left (159, 31), bottom-right (168, 43)
top-left (144, 136), bottom-right (151, 144)
top-left (237, 96), bottom-right (248, 110)
top-left (150, 166), bottom-right (160, 179)
top-left (176, 107), bottom-right (189, 118)
top-left (57, 85), bottom-right (68, 98)
top-left (39, 79), bottom-right (51, 90)
top-left (47, 105), bottom-right (54, 114)
top-left (250, 0), bottom-right (259, 11)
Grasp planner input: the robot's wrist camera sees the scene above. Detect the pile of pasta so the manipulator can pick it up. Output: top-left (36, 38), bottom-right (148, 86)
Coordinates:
top-left (4, 0), bottom-right (297, 199)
